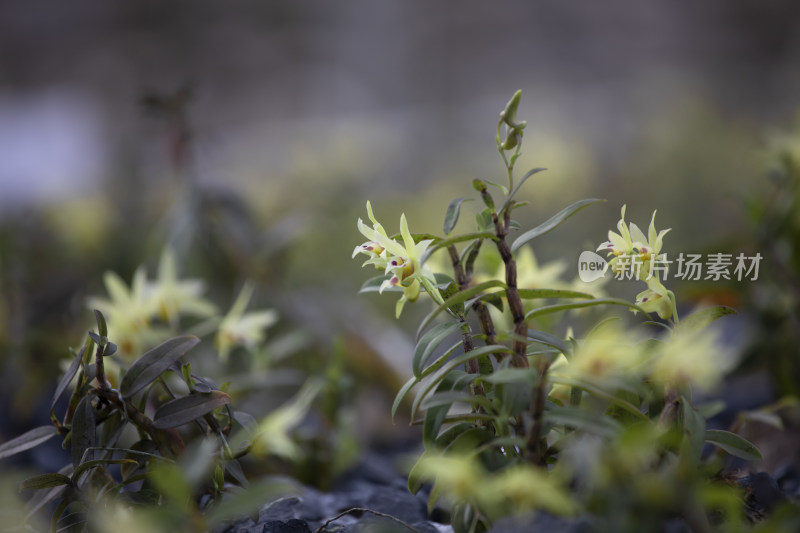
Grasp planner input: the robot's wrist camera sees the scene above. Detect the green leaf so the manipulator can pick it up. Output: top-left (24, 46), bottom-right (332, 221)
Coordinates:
top-left (470, 290), bottom-right (504, 312)
top-left (407, 452), bottom-right (429, 495)
top-left (705, 429), bottom-right (762, 461)
top-left (481, 366), bottom-right (539, 385)
top-left (422, 374), bottom-right (464, 445)
top-left (148, 462), bottom-right (192, 509)
top-left (677, 306), bottom-right (736, 334)
top-left (527, 329), bottom-right (572, 357)
top-left (411, 346), bottom-right (511, 420)
top-left (484, 179), bottom-right (508, 195)
top-left (545, 405), bottom-right (623, 438)
top-left (120, 335), bottom-right (200, 398)
top-left (104, 342), bottom-right (118, 357)
top-left (499, 167), bottom-right (547, 215)
top-left (416, 280), bottom-right (507, 339)
top-left (421, 390), bottom-right (495, 413)
top-left (476, 207), bottom-right (495, 232)
top-left (501, 381), bottom-right (532, 418)
top-left (71, 395), bottom-right (96, 467)
top-left (152, 390), bottom-right (232, 429)
top-left (444, 198), bottom-right (472, 235)
top-left (421, 232), bottom-right (498, 265)
top-left (23, 466), bottom-right (72, 521)
top-left (445, 427), bottom-right (494, 456)
top-left (19, 473), bottom-right (72, 492)
top-left (93, 309), bottom-right (108, 338)
top-left (419, 340), bottom-right (465, 378)
top-left (72, 459), bottom-right (138, 483)
top-left (517, 288), bottom-right (594, 300)
top-left (510, 198), bottom-right (606, 253)
top-left (679, 397), bottom-right (706, 464)
top-left (392, 376), bottom-right (417, 422)
top-left (99, 410), bottom-right (127, 449)
top-left (413, 322), bottom-right (464, 377)
top-left (524, 298), bottom-right (647, 322)
top-left (0, 425), bottom-right (58, 461)
top-left (52, 346), bottom-right (86, 412)
top-left (549, 376), bottom-right (647, 421)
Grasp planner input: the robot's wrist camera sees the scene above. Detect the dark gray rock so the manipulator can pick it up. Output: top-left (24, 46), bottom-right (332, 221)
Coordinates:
top-left (259, 497), bottom-right (303, 522)
top-left (487, 512), bottom-right (596, 533)
top-left (363, 486), bottom-right (428, 524)
top-left (740, 472), bottom-right (788, 516)
top-left (262, 519), bottom-right (312, 533)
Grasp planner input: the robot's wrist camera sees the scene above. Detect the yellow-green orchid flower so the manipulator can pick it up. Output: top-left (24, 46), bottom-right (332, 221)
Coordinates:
top-left (150, 247), bottom-right (217, 328)
top-left (87, 267), bottom-right (163, 358)
top-left (635, 277), bottom-right (674, 320)
top-left (597, 205), bottom-right (670, 280)
top-left (353, 201), bottom-right (439, 317)
top-left (649, 326), bottom-right (733, 390)
top-left (216, 282), bottom-right (278, 362)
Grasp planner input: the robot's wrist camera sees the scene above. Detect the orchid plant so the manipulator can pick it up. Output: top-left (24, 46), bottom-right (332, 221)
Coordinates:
top-left (353, 91), bottom-right (763, 533)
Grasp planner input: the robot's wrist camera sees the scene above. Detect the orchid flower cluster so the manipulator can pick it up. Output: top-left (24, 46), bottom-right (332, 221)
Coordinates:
top-left (597, 205), bottom-right (676, 320)
top-left (346, 91), bottom-right (762, 533)
top-left (352, 201), bottom-right (442, 317)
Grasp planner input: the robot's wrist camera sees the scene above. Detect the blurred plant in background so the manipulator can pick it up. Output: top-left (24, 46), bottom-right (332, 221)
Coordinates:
top-left (0, 90), bottom-right (360, 531)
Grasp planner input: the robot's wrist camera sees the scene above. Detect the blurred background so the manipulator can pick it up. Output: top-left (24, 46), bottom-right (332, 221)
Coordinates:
top-left (2, 0), bottom-right (800, 494)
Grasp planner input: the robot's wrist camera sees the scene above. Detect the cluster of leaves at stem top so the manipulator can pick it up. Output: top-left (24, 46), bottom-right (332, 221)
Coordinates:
top-left (354, 90), bottom-right (765, 533)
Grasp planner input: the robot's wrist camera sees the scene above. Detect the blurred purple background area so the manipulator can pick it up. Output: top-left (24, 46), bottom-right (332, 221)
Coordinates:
top-left (1, 0), bottom-right (799, 207)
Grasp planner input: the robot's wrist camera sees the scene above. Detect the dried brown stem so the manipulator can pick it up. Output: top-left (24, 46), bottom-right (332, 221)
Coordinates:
top-left (492, 208), bottom-right (528, 369)
top-left (447, 245), bottom-right (486, 398)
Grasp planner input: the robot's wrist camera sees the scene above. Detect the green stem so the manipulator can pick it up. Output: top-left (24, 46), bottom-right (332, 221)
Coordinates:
top-left (667, 290), bottom-right (680, 324)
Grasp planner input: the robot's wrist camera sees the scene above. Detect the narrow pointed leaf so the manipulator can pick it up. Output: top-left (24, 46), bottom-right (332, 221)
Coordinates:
top-left (19, 473), bottom-right (72, 492)
top-left (527, 329), bottom-right (572, 357)
top-left (443, 198), bottom-right (471, 235)
top-left (411, 346), bottom-right (511, 420)
top-left (517, 288), bottom-right (594, 300)
top-left (705, 429), bottom-right (762, 461)
top-left (407, 453), bottom-right (429, 495)
top-left (71, 395), bottom-right (96, 467)
top-left (545, 405), bottom-right (622, 437)
top-left (524, 298), bottom-right (647, 322)
top-left (680, 397), bottom-right (706, 463)
top-left (24, 465), bottom-right (72, 520)
top-left (93, 309), bottom-right (108, 338)
top-left (511, 198), bottom-right (606, 253)
top-left (499, 167), bottom-right (547, 215)
top-left (677, 306), bottom-right (736, 335)
top-left (416, 280), bottom-right (507, 339)
top-left (120, 335), bottom-right (200, 398)
top-left (549, 375), bottom-right (647, 420)
top-left (72, 459), bottom-right (138, 482)
top-left (444, 427), bottom-right (494, 456)
top-left (420, 340), bottom-right (465, 378)
top-left (51, 347), bottom-right (86, 411)
top-left (481, 366), bottom-right (540, 385)
top-left (421, 232), bottom-right (498, 265)
top-left (0, 425), bottom-right (58, 461)
top-left (413, 322), bottom-right (463, 377)
top-left (153, 391), bottom-right (232, 429)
